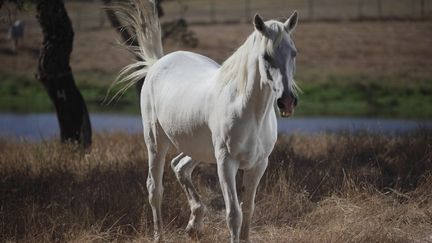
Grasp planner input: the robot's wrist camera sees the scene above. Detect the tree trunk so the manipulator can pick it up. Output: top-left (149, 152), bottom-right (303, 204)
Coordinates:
top-left (36, 0), bottom-right (91, 148)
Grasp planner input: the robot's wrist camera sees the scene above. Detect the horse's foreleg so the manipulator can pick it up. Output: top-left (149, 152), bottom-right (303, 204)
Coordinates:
top-left (146, 140), bottom-right (169, 242)
top-left (217, 154), bottom-right (241, 243)
top-left (171, 154), bottom-right (205, 238)
top-left (239, 159), bottom-right (268, 242)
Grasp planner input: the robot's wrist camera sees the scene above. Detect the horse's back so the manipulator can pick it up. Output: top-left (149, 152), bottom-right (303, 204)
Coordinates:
top-left (150, 51), bottom-right (219, 83)
top-left (143, 50), bottom-right (220, 108)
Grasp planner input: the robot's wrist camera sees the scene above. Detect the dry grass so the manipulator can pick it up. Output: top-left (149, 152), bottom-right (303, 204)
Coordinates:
top-left (1, 130), bottom-right (431, 242)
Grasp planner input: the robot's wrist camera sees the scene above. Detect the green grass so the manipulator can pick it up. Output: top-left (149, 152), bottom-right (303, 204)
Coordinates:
top-left (0, 71), bottom-right (431, 118)
top-left (0, 72), bottom-right (140, 114)
top-left (295, 72), bottom-right (432, 119)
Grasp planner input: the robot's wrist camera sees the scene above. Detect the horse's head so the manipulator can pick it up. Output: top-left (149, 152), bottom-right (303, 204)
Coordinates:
top-left (254, 12), bottom-right (299, 117)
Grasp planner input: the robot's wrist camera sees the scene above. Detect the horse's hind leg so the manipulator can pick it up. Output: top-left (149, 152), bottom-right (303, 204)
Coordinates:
top-left (144, 125), bottom-right (170, 242)
top-left (171, 153), bottom-right (206, 238)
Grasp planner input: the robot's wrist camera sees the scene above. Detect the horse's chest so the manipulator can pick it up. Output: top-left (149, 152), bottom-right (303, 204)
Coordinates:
top-left (226, 118), bottom-right (277, 169)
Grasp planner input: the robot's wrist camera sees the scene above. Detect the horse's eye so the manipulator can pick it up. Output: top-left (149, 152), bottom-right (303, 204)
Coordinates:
top-left (292, 50), bottom-right (297, 58)
top-left (263, 52), bottom-right (272, 63)
top-left (263, 53), bottom-right (277, 67)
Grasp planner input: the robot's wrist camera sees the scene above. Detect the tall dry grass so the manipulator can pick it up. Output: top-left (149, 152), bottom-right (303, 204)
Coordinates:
top-left (0, 130), bottom-right (431, 242)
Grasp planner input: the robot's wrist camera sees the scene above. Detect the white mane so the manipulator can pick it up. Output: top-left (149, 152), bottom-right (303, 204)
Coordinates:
top-left (217, 33), bottom-right (256, 93)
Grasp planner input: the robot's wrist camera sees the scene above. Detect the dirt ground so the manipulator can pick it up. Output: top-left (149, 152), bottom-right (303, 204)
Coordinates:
top-left (1, 20), bottom-right (431, 81)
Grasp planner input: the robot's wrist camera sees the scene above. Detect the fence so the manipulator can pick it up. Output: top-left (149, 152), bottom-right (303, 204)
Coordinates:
top-left (1, 0), bottom-right (430, 34)
top-left (162, 0), bottom-right (431, 23)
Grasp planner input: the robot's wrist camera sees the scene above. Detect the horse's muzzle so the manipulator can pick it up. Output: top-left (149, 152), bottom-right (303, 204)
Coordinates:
top-left (277, 94), bottom-right (297, 117)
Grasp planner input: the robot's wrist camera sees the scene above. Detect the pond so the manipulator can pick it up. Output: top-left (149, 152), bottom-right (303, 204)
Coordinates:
top-left (0, 113), bottom-right (431, 141)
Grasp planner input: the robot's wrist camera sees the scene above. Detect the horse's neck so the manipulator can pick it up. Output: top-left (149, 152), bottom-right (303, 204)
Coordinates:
top-left (219, 33), bottom-right (275, 122)
top-left (241, 55), bottom-right (275, 121)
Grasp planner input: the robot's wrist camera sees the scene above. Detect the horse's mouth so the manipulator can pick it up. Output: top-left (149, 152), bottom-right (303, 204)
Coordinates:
top-left (280, 110), bottom-right (293, 117)
top-left (277, 96), bottom-right (296, 118)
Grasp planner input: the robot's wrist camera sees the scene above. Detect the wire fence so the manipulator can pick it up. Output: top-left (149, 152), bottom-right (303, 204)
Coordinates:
top-left (161, 0), bottom-right (431, 24)
top-left (1, 0), bottom-right (430, 34)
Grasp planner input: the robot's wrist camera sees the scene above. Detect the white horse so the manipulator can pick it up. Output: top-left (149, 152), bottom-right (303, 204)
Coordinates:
top-left (114, 1), bottom-right (299, 242)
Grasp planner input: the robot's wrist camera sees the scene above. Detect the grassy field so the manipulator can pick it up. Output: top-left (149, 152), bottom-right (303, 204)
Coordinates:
top-left (0, 130), bottom-right (431, 242)
top-left (0, 20), bottom-right (431, 118)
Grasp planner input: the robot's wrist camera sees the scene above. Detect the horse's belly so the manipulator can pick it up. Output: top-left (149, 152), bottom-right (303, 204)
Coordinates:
top-left (162, 122), bottom-right (216, 163)
top-left (178, 140), bottom-right (216, 164)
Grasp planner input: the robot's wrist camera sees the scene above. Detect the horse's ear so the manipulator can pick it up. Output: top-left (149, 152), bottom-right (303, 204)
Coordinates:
top-left (284, 11), bottom-right (298, 32)
top-left (254, 14), bottom-right (266, 34)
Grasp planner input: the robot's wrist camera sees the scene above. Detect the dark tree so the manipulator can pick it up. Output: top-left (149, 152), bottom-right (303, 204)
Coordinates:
top-left (35, 0), bottom-right (91, 148)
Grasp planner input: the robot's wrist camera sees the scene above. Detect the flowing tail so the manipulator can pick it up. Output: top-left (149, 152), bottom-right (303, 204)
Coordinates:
top-left (107, 0), bottom-right (163, 102)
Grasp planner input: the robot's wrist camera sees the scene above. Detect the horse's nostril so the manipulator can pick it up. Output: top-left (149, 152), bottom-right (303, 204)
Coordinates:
top-left (277, 99), bottom-right (285, 109)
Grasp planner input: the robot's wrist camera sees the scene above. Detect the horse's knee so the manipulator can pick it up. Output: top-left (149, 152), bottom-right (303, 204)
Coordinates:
top-left (191, 203), bottom-right (206, 218)
top-left (241, 200), bottom-right (255, 217)
top-left (226, 205), bottom-right (242, 229)
top-left (147, 176), bottom-right (163, 205)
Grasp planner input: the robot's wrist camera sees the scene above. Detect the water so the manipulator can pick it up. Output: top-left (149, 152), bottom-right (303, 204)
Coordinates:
top-left (0, 113), bottom-right (430, 141)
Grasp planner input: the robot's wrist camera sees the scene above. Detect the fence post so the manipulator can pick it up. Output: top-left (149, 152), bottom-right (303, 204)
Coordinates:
top-left (245, 0), bottom-right (251, 22)
top-left (99, 8), bottom-right (105, 28)
top-left (76, 11), bottom-right (81, 31)
top-left (421, 0), bottom-right (425, 19)
top-left (357, 0), bottom-right (363, 19)
top-left (377, 0), bottom-right (382, 19)
top-left (308, 0), bottom-right (314, 20)
top-left (209, 0), bottom-right (215, 23)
